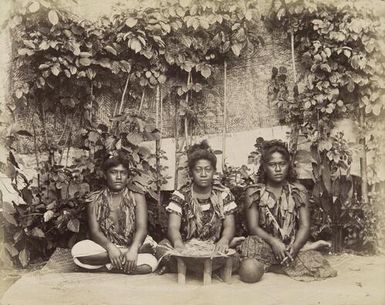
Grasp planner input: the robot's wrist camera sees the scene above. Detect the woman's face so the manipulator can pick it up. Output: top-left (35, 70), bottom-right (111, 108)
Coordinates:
top-left (191, 159), bottom-right (215, 188)
top-left (264, 152), bottom-right (289, 184)
top-left (105, 164), bottom-right (129, 192)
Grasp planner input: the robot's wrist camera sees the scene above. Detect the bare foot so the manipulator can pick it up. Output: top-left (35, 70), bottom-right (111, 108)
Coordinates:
top-left (229, 236), bottom-right (246, 248)
top-left (301, 240), bottom-right (332, 252)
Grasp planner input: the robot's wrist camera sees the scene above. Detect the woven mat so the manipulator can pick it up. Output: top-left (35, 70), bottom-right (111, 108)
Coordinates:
top-left (40, 248), bottom-right (81, 274)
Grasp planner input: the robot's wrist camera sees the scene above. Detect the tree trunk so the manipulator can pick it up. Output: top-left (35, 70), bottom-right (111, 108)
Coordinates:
top-left (222, 60), bottom-right (228, 171)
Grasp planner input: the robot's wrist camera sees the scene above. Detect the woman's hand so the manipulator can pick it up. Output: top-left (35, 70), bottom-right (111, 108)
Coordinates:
top-left (123, 248), bottom-right (138, 273)
top-left (107, 244), bottom-right (123, 269)
top-left (174, 241), bottom-right (185, 252)
top-left (270, 238), bottom-right (287, 262)
top-left (286, 243), bottom-right (300, 259)
top-left (215, 239), bottom-right (229, 254)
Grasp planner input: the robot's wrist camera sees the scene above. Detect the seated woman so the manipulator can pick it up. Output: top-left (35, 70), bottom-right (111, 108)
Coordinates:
top-left (239, 140), bottom-right (336, 283)
top-left (71, 154), bottom-right (157, 274)
top-left (157, 140), bottom-right (239, 273)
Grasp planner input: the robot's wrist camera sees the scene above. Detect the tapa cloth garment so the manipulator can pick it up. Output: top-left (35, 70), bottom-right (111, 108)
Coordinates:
top-left (165, 182), bottom-right (237, 242)
top-left (240, 235), bottom-right (337, 281)
top-left (71, 237), bottom-right (158, 272)
top-left (246, 182), bottom-right (308, 245)
top-left (86, 187), bottom-right (137, 247)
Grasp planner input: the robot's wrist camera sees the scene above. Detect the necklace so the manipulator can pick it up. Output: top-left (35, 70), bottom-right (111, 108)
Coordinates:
top-left (108, 188), bottom-right (125, 196)
top-left (108, 188), bottom-right (125, 210)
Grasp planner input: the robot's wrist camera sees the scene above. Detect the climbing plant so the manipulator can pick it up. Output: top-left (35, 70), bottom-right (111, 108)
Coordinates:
top-left (265, 0), bottom-right (385, 252)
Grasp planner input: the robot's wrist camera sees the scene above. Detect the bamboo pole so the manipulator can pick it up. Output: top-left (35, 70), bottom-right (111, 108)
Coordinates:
top-left (222, 60), bottom-right (227, 171)
top-left (156, 86), bottom-right (160, 129)
top-left (155, 85), bottom-right (161, 205)
top-left (118, 74), bottom-right (130, 115)
top-left (359, 109), bottom-right (369, 204)
top-left (31, 113), bottom-right (40, 170)
top-left (174, 98), bottom-right (179, 190)
top-left (290, 29), bottom-right (297, 84)
top-left (160, 88), bottom-right (163, 135)
top-left (139, 90), bottom-right (145, 114)
top-left (90, 82), bottom-right (93, 122)
top-left (290, 28), bottom-right (299, 154)
top-left (184, 72), bottom-right (191, 148)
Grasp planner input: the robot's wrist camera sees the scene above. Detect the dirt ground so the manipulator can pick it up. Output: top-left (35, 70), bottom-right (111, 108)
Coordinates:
top-left (1, 254), bottom-right (384, 305)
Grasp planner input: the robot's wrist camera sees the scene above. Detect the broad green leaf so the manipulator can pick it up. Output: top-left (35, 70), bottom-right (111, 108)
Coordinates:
top-left (347, 81), bottom-right (355, 92)
top-left (86, 68), bottom-right (96, 79)
top-left (245, 10), bottom-right (253, 21)
top-left (158, 74), bottom-right (167, 84)
top-left (98, 58), bottom-right (111, 68)
top-left (13, 230), bottom-right (24, 243)
top-left (16, 130), bottom-right (33, 137)
top-left (128, 38), bottom-right (142, 53)
top-left (9, 15), bottom-right (22, 29)
top-left (127, 133), bottom-right (143, 145)
top-left (28, 2), bottom-right (40, 13)
top-left (192, 19), bottom-right (200, 30)
top-left (125, 17), bottom-right (138, 28)
top-left (152, 35), bottom-right (165, 48)
top-left (4, 243), bottom-right (19, 257)
top-left (160, 22), bottom-right (171, 33)
top-left (31, 227), bottom-right (45, 238)
top-left (18, 48), bottom-right (34, 56)
top-left (176, 7), bottom-right (185, 17)
top-left (2, 212), bottom-right (18, 226)
top-left (324, 47), bottom-right (332, 57)
top-left (67, 218), bottom-right (80, 233)
top-left (343, 49), bottom-right (351, 58)
top-left (80, 52), bottom-right (92, 58)
top-left (179, 0), bottom-right (191, 7)
top-left (64, 69), bottom-right (71, 78)
top-left (15, 89), bottom-right (23, 99)
top-left (234, 28), bottom-right (246, 42)
top-left (79, 57), bottom-right (91, 66)
top-left (304, 101), bottom-right (312, 109)
top-left (200, 65), bottom-right (211, 78)
top-left (192, 83), bottom-right (202, 92)
top-left (19, 248), bottom-right (30, 268)
top-left (43, 210), bottom-right (54, 222)
top-left (88, 131), bottom-right (100, 143)
top-left (48, 10), bottom-right (59, 26)
top-left (51, 65), bottom-right (61, 76)
top-left (231, 43), bottom-right (243, 57)
top-left (39, 41), bottom-right (49, 50)
top-left (104, 45), bottom-right (117, 56)
top-left (69, 66), bottom-right (77, 74)
top-left (199, 18), bottom-right (210, 30)
top-left (149, 76), bottom-right (158, 85)
top-left (372, 103), bottom-right (382, 116)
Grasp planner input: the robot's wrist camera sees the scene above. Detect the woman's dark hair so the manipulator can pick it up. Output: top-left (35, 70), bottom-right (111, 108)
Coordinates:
top-left (101, 154), bottom-right (130, 173)
top-left (258, 140), bottom-right (297, 183)
top-left (187, 140), bottom-right (217, 171)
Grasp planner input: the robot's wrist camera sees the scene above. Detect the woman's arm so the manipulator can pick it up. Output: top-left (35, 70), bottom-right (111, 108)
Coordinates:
top-left (245, 188), bottom-right (287, 261)
top-left (168, 212), bottom-right (185, 249)
top-left (287, 199), bottom-right (310, 258)
top-left (130, 192), bottom-right (148, 251)
top-left (87, 202), bottom-right (123, 269)
top-left (123, 192), bottom-right (148, 272)
top-left (215, 214), bottom-right (235, 252)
